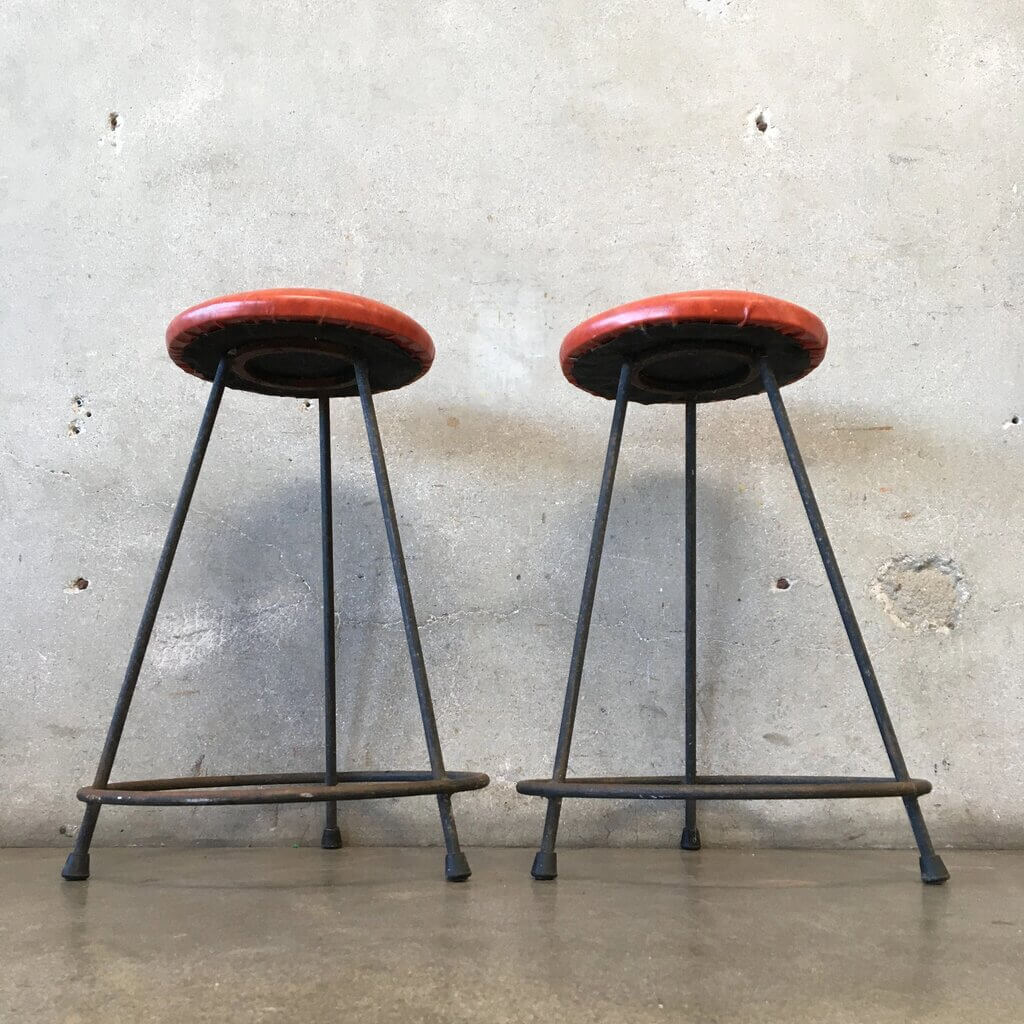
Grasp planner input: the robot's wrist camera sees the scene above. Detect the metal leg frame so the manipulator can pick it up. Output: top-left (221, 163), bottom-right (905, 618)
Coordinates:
top-left (760, 360), bottom-right (948, 884)
top-left (63, 359), bottom-right (487, 882)
top-left (530, 361), bottom-right (632, 880)
top-left (680, 399), bottom-right (701, 851)
top-left (354, 361), bottom-right (473, 882)
top-left (319, 397), bottom-right (342, 850)
top-left (518, 359), bottom-right (946, 885)
top-left (62, 358), bottom-right (229, 880)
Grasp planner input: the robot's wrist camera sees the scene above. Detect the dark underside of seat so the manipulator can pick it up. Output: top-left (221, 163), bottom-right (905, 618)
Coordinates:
top-left (568, 323), bottom-right (812, 403)
top-left (177, 320), bottom-right (426, 397)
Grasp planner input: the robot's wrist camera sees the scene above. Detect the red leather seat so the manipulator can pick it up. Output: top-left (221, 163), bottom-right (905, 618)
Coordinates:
top-left (560, 290), bottom-right (828, 404)
top-left (166, 289), bottom-right (434, 398)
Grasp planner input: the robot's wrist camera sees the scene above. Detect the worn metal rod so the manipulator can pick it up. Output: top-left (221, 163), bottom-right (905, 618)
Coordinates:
top-left (518, 773), bottom-right (931, 800)
top-left (681, 398), bottom-right (700, 849)
top-left (760, 361), bottom-right (909, 773)
top-left (354, 362), bottom-right (445, 777)
top-left (62, 358), bottom-right (229, 880)
top-left (318, 397), bottom-right (341, 848)
top-left (760, 358), bottom-right (947, 882)
top-left (78, 769), bottom-right (490, 806)
top-left (90, 770), bottom-right (486, 790)
top-left (354, 361), bottom-right (469, 878)
top-left (533, 361), bottom-right (631, 876)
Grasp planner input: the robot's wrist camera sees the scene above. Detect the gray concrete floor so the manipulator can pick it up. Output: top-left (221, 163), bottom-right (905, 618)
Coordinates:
top-left (1, 848), bottom-right (1021, 1023)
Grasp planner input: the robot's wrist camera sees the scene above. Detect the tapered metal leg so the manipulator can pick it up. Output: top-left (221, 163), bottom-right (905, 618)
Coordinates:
top-left (318, 398), bottom-right (341, 850)
top-left (62, 359), bottom-right (228, 880)
top-left (532, 361), bottom-right (631, 880)
top-left (760, 360), bottom-right (948, 884)
top-left (354, 362), bottom-right (470, 882)
top-left (680, 399), bottom-right (701, 852)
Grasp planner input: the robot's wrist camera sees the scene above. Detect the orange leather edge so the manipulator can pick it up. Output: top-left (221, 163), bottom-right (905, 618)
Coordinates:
top-left (560, 290), bottom-right (827, 389)
top-left (166, 288), bottom-right (434, 379)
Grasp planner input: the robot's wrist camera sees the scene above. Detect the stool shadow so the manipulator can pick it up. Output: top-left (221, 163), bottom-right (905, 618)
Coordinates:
top-left (122, 392), bottom-right (1018, 848)
top-left (119, 466), bottom-right (444, 845)
top-left (389, 395), bottom-right (1018, 849)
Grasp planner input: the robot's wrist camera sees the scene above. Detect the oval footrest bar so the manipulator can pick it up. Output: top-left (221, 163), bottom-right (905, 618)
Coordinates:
top-left (515, 774), bottom-right (931, 800)
top-left (80, 770), bottom-right (490, 806)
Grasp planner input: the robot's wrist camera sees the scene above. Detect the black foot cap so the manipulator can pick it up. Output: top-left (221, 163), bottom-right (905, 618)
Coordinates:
top-left (531, 850), bottom-right (557, 881)
top-left (61, 851), bottom-right (90, 881)
top-left (445, 851), bottom-right (471, 882)
top-left (920, 852), bottom-right (950, 884)
top-left (680, 826), bottom-right (702, 851)
top-left (320, 826), bottom-right (342, 850)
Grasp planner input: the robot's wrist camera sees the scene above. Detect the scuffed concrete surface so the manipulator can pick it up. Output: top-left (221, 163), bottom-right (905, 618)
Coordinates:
top-left (3, 848), bottom-right (1024, 1024)
top-left (871, 555), bottom-right (969, 633)
top-left (1, 2), bottom-right (1022, 850)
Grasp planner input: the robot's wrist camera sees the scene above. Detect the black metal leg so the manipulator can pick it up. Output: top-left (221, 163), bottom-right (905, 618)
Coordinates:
top-left (354, 361), bottom-right (471, 882)
top-left (532, 361), bottom-right (631, 880)
top-left (62, 359), bottom-right (228, 881)
top-left (760, 360), bottom-right (949, 884)
top-left (680, 399), bottom-right (701, 851)
top-left (318, 398), bottom-right (342, 850)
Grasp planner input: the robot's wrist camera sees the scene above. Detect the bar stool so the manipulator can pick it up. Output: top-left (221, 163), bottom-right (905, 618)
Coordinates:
top-left (62, 289), bottom-right (488, 883)
top-left (517, 290), bottom-right (948, 884)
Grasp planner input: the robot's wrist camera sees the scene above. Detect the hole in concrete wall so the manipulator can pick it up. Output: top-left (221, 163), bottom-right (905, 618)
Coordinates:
top-left (65, 577), bottom-right (89, 593)
top-left (67, 421), bottom-right (81, 436)
top-left (1005, 415), bottom-right (1020, 429)
top-left (871, 555), bottom-right (969, 633)
top-left (101, 113), bottom-right (123, 153)
top-left (774, 577), bottom-right (790, 590)
top-left (748, 107), bottom-right (777, 140)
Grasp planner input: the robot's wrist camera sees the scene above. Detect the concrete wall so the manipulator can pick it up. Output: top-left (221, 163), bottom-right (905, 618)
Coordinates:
top-left (2, 1), bottom-right (1021, 850)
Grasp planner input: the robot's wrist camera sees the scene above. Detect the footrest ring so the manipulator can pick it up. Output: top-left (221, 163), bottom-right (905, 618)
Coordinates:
top-left (516, 774), bottom-right (930, 800)
top-left (80, 770), bottom-right (490, 806)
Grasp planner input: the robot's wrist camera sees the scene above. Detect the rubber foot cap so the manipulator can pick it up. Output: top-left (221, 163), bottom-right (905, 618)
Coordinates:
top-left (531, 850), bottom-right (557, 881)
top-left (61, 851), bottom-right (90, 881)
top-left (680, 826), bottom-right (702, 851)
top-left (920, 853), bottom-right (950, 884)
top-left (320, 827), bottom-right (342, 850)
top-left (445, 851), bottom-right (471, 882)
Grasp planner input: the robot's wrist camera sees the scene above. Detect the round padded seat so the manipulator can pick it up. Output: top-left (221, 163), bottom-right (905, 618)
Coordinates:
top-left (560, 290), bottom-right (828, 404)
top-left (166, 289), bottom-right (434, 398)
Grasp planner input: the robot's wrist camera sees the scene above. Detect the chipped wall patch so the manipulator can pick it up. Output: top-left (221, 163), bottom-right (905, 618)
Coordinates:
top-left (871, 555), bottom-right (969, 633)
